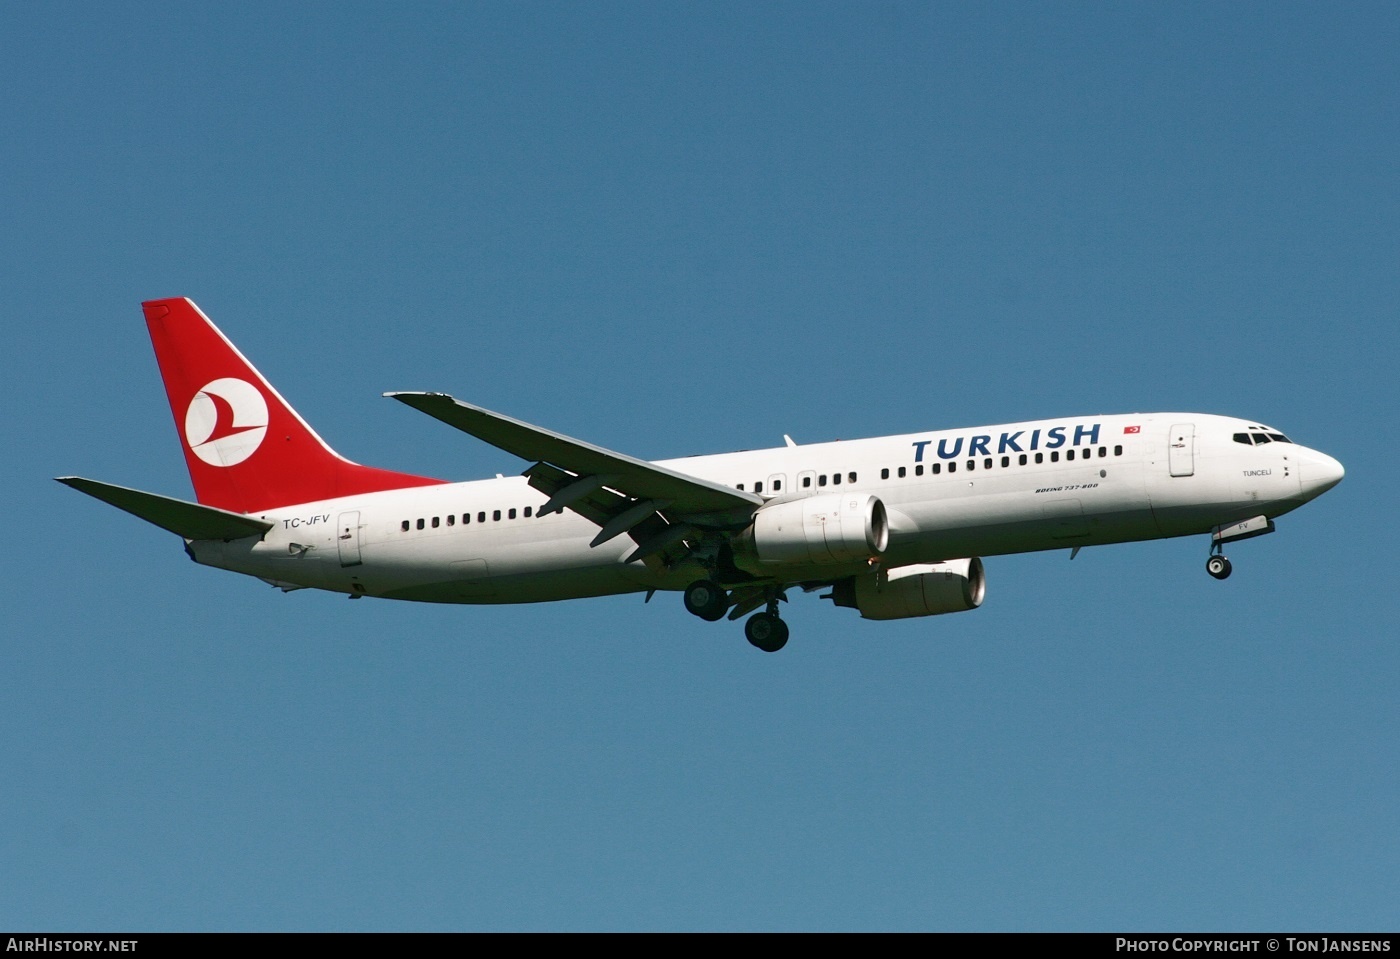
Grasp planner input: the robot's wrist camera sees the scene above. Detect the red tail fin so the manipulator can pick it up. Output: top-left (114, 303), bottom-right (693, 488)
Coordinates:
top-left (143, 298), bottom-right (445, 513)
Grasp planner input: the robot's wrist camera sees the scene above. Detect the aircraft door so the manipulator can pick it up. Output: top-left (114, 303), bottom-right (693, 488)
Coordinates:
top-left (337, 510), bottom-right (363, 567)
top-left (767, 473), bottom-right (788, 496)
top-left (1168, 423), bottom-right (1195, 477)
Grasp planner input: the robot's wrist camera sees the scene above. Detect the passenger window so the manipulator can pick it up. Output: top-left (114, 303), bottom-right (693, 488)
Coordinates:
top-left (881, 468), bottom-right (889, 480)
top-left (432, 517), bottom-right (440, 528)
top-left (463, 513), bottom-right (471, 524)
top-left (819, 475), bottom-right (827, 487)
top-left (416, 519), bottom-right (425, 530)
top-left (917, 464), bottom-right (926, 476)
top-left (478, 512), bottom-right (486, 523)
top-left (492, 510), bottom-right (501, 521)
top-left (848, 472), bottom-right (856, 483)
top-left (832, 473), bottom-right (841, 485)
top-left (773, 480), bottom-right (782, 491)
top-left (898, 466), bottom-right (906, 478)
top-left (524, 507), bottom-right (533, 517)
top-left (447, 515), bottom-right (455, 526)
top-left (928, 463), bottom-right (937, 475)
top-left (401, 520), bottom-right (410, 532)
top-left (1035, 453), bottom-right (1044, 464)
top-left (967, 459), bottom-right (976, 471)
top-left (1114, 445), bottom-right (1122, 456)
top-left (1019, 454), bottom-right (1027, 466)
top-left (509, 508), bottom-right (517, 519)
top-left (985, 458), bottom-right (993, 470)
top-left (1001, 456), bottom-right (1009, 468)
top-left (755, 481), bottom-right (763, 493)
top-left (802, 475), bottom-right (812, 488)
top-left (736, 483), bottom-right (745, 491)
top-left (1051, 451), bottom-right (1059, 462)
top-left (1098, 446), bottom-right (1107, 457)
top-left (1067, 449), bottom-right (1075, 461)
top-left (949, 462), bottom-right (957, 473)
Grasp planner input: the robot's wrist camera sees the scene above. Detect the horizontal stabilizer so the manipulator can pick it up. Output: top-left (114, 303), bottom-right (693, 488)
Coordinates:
top-left (56, 477), bottom-right (274, 540)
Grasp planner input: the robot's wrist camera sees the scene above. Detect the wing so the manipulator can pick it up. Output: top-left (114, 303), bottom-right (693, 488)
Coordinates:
top-left (57, 477), bottom-right (275, 540)
top-left (386, 391), bottom-right (762, 564)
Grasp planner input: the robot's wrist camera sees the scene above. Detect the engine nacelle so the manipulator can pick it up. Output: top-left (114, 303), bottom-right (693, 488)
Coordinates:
top-left (830, 558), bottom-right (985, 620)
top-left (749, 493), bottom-right (889, 565)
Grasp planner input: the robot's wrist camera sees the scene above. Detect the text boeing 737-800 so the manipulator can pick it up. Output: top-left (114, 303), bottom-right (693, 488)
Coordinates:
top-left (59, 298), bottom-right (1344, 652)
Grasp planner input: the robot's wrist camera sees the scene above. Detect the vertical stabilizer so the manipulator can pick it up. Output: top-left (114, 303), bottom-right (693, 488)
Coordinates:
top-left (143, 298), bottom-right (444, 513)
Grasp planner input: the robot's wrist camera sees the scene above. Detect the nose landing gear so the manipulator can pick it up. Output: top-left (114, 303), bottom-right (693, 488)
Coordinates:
top-left (1206, 547), bottom-right (1232, 580)
top-left (1205, 515), bottom-right (1276, 580)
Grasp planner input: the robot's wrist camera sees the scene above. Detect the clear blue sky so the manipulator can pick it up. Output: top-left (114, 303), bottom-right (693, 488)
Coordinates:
top-left (3, 2), bottom-right (1396, 931)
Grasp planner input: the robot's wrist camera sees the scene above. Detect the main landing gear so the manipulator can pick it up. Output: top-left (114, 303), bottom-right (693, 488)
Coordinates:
top-left (683, 579), bottom-right (790, 652)
top-left (744, 606), bottom-right (789, 653)
top-left (683, 579), bottom-right (728, 621)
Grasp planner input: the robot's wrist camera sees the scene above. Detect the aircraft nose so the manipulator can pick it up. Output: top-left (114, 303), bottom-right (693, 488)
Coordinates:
top-left (1297, 447), bottom-right (1345, 498)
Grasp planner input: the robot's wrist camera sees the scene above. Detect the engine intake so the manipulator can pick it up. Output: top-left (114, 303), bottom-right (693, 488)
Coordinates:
top-left (830, 558), bottom-right (985, 620)
top-left (749, 493), bottom-right (888, 565)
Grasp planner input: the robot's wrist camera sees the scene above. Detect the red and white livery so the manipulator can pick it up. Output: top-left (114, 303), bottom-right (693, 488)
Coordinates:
top-left (59, 298), bottom-right (1345, 652)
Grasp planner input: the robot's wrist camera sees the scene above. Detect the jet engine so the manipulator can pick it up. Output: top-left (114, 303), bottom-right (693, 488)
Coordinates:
top-left (745, 493), bottom-right (889, 565)
top-left (829, 558), bottom-right (985, 620)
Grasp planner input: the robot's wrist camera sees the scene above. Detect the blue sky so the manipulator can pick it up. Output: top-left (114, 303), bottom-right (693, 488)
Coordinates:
top-left (2, 2), bottom-right (1396, 931)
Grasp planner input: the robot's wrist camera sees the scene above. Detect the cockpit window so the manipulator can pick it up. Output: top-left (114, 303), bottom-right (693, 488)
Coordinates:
top-left (1236, 429), bottom-right (1293, 445)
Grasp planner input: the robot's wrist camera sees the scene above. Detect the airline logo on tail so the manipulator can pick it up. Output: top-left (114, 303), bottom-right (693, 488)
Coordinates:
top-left (141, 297), bottom-right (446, 511)
top-left (183, 377), bottom-right (269, 467)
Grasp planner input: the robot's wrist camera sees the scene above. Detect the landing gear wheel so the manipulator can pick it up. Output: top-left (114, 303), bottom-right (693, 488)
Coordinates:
top-left (745, 612), bottom-right (789, 652)
top-left (683, 579), bottom-right (728, 622)
top-left (1206, 555), bottom-right (1232, 580)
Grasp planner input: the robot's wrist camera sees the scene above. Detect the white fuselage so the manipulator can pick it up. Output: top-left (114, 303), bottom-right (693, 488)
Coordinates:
top-left (189, 413), bottom-right (1341, 604)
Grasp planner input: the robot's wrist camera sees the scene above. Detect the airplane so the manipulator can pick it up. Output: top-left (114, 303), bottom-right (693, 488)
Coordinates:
top-left (58, 298), bottom-right (1345, 652)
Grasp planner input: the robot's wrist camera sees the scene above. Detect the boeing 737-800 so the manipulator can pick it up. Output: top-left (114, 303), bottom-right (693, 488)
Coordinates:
top-left (59, 298), bottom-right (1345, 652)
